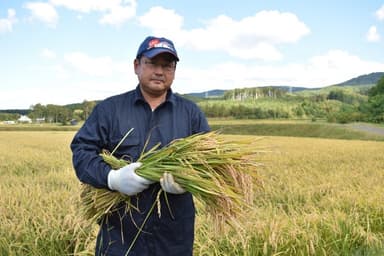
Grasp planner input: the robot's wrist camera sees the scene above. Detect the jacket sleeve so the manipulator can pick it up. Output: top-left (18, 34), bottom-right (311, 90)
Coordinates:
top-left (70, 104), bottom-right (112, 189)
top-left (192, 104), bottom-right (211, 134)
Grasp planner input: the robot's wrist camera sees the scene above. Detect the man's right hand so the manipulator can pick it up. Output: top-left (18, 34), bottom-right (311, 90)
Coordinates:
top-left (107, 162), bottom-right (154, 196)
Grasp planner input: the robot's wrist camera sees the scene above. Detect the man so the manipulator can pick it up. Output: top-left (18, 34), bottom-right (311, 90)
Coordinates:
top-left (70, 36), bottom-right (210, 255)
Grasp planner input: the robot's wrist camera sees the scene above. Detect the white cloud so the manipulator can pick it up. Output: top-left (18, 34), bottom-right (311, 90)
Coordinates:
top-left (50, 0), bottom-right (137, 25)
top-left (3, 48), bottom-right (384, 109)
top-left (304, 50), bottom-right (368, 84)
top-left (50, 0), bottom-right (124, 13)
top-left (139, 9), bottom-right (310, 61)
top-left (376, 5), bottom-right (384, 20)
top-left (174, 49), bottom-right (384, 93)
top-left (0, 9), bottom-right (17, 33)
top-left (0, 58), bottom-right (136, 108)
top-left (366, 26), bottom-right (380, 42)
top-left (238, 10), bottom-right (310, 44)
top-left (138, 6), bottom-right (183, 34)
top-left (99, 4), bottom-right (136, 26)
top-left (24, 2), bottom-right (58, 27)
top-left (1, 85), bottom-right (113, 109)
top-left (41, 48), bottom-right (57, 59)
top-left (227, 42), bottom-right (283, 61)
top-left (63, 52), bottom-right (130, 76)
top-left (264, 50), bottom-right (384, 86)
top-left (51, 64), bottom-right (69, 79)
top-left (64, 52), bottom-right (114, 76)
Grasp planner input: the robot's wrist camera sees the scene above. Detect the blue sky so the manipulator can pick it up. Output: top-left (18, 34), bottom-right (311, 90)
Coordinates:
top-left (1, 1), bottom-right (384, 109)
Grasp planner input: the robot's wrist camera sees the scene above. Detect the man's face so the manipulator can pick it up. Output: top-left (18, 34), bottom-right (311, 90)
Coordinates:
top-left (134, 53), bottom-right (177, 97)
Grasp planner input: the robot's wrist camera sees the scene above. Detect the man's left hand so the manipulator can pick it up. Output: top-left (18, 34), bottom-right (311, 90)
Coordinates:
top-left (160, 172), bottom-right (186, 194)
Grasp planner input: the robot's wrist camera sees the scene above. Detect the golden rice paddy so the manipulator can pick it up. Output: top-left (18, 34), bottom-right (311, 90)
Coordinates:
top-left (0, 131), bottom-right (383, 255)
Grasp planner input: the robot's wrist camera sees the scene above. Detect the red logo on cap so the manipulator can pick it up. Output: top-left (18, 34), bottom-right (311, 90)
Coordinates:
top-left (148, 39), bottom-right (160, 49)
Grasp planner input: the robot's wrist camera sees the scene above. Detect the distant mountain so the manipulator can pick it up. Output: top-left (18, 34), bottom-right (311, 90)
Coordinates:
top-left (336, 72), bottom-right (384, 86)
top-left (185, 89), bottom-right (227, 98)
top-left (183, 73), bottom-right (384, 99)
top-left (183, 86), bottom-right (317, 99)
top-left (0, 109), bottom-right (29, 115)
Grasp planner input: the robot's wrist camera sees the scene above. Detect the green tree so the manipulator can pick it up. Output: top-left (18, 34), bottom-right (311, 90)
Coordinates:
top-left (29, 103), bottom-right (46, 121)
top-left (365, 95), bottom-right (384, 122)
top-left (82, 100), bottom-right (96, 120)
top-left (369, 76), bottom-right (384, 96)
top-left (45, 104), bottom-right (71, 124)
top-left (361, 76), bottom-right (384, 122)
top-left (0, 113), bottom-right (18, 121)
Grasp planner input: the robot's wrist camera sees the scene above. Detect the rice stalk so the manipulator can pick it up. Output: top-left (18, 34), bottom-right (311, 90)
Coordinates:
top-left (80, 131), bottom-right (263, 226)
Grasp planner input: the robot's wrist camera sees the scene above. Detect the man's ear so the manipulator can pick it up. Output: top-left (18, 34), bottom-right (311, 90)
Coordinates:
top-left (134, 59), bottom-right (140, 75)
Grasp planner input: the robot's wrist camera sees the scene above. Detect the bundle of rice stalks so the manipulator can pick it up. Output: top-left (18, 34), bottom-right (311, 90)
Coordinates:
top-left (80, 131), bottom-right (263, 225)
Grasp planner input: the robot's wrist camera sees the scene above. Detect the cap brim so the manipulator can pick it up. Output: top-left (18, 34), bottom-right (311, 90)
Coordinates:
top-left (142, 48), bottom-right (179, 61)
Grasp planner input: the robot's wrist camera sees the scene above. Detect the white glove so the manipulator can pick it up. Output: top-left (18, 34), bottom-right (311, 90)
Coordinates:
top-left (160, 172), bottom-right (186, 194)
top-left (107, 162), bottom-right (153, 196)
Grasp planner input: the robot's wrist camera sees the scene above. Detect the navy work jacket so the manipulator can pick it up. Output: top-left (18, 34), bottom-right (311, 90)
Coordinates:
top-left (71, 86), bottom-right (210, 256)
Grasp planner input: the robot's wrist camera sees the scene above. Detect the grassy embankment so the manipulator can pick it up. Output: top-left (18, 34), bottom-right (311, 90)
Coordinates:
top-left (209, 119), bottom-right (384, 141)
top-left (1, 119), bottom-right (384, 141)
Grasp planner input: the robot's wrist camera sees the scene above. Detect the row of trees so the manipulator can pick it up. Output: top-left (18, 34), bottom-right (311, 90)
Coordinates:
top-left (2, 77), bottom-right (383, 125)
top-left (199, 76), bottom-right (384, 123)
top-left (18, 100), bottom-right (97, 125)
top-left (223, 87), bottom-right (287, 100)
top-left (324, 76), bottom-right (384, 123)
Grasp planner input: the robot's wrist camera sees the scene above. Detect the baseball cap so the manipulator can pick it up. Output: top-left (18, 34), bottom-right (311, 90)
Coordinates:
top-left (136, 36), bottom-right (179, 61)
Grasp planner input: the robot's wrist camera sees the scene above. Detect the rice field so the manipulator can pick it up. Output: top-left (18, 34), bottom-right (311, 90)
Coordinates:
top-left (0, 131), bottom-right (383, 255)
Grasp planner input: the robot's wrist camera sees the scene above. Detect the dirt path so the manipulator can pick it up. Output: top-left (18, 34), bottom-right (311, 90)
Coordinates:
top-left (346, 123), bottom-right (384, 137)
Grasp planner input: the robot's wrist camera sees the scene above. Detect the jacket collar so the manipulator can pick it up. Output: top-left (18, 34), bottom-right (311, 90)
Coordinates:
top-left (134, 85), bottom-right (176, 106)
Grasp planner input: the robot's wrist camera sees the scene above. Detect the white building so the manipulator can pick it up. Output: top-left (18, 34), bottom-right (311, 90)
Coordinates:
top-left (18, 115), bottom-right (32, 123)
top-left (3, 120), bottom-right (16, 124)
